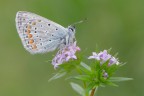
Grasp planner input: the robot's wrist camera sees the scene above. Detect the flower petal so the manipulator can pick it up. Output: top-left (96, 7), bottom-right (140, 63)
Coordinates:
top-left (51, 41), bottom-right (80, 68)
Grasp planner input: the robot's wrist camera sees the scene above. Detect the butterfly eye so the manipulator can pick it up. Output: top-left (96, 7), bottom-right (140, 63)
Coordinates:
top-left (69, 28), bottom-right (74, 32)
top-left (68, 26), bottom-right (75, 32)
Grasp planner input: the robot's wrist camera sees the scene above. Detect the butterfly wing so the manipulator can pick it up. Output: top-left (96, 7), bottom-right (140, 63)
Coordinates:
top-left (16, 11), bottom-right (67, 54)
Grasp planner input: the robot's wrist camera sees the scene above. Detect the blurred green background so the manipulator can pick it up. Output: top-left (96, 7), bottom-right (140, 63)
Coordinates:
top-left (0, 0), bottom-right (143, 96)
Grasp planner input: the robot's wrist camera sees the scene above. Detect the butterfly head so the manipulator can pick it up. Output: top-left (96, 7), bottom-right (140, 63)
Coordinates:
top-left (68, 25), bottom-right (75, 33)
top-left (68, 25), bottom-right (76, 39)
top-left (65, 25), bottom-right (76, 44)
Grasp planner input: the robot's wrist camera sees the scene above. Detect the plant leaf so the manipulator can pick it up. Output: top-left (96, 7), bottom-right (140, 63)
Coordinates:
top-left (70, 82), bottom-right (85, 96)
top-left (48, 72), bottom-right (66, 82)
top-left (104, 81), bottom-right (118, 87)
top-left (78, 62), bottom-right (92, 75)
top-left (80, 62), bottom-right (91, 71)
top-left (68, 75), bottom-right (91, 81)
top-left (109, 77), bottom-right (133, 82)
top-left (59, 61), bottom-right (78, 72)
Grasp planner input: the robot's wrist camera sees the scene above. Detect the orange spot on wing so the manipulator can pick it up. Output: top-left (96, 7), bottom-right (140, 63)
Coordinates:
top-left (29, 39), bottom-right (34, 44)
top-left (25, 25), bottom-right (31, 34)
top-left (28, 34), bottom-right (32, 38)
top-left (26, 30), bottom-right (30, 34)
top-left (32, 44), bottom-right (37, 49)
top-left (27, 25), bottom-right (31, 29)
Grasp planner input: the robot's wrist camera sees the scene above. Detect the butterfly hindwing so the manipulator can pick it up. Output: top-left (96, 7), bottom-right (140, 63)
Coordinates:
top-left (16, 11), bottom-right (67, 54)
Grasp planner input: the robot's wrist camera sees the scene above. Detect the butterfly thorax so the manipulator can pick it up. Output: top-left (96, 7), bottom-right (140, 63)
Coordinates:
top-left (66, 25), bottom-right (76, 44)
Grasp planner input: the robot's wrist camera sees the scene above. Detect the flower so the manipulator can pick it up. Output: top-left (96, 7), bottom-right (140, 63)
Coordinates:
top-left (98, 50), bottom-right (111, 62)
top-left (102, 70), bottom-right (108, 79)
top-left (88, 50), bottom-right (119, 65)
top-left (109, 57), bottom-right (119, 66)
top-left (52, 42), bottom-right (80, 68)
top-left (88, 52), bottom-right (100, 60)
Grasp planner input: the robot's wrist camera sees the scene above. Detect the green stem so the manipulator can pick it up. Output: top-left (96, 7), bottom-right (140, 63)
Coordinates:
top-left (76, 66), bottom-right (88, 96)
top-left (90, 87), bottom-right (98, 96)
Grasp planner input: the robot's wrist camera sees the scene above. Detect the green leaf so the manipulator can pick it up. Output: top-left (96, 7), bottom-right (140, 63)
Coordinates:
top-left (90, 61), bottom-right (100, 71)
top-left (70, 82), bottom-right (85, 96)
top-left (59, 59), bottom-right (81, 72)
top-left (109, 77), bottom-right (133, 82)
top-left (119, 62), bottom-right (126, 67)
top-left (113, 52), bottom-right (119, 57)
top-left (79, 62), bottom-right (92, 75)
top-left (104, 81), bottom-right (118, 87)
top-left (80, 62), bottom-right (91, 71)
top-left (100, 60), bottom-right (109, 69)
top-left (68, 75), bottom-right (91, 81)
top-left (48, 72), bottom-right (66, 82)
top-left (107, 64), bottom-right (119, 76)
top-left (107, 48), bottom-right (112, 53)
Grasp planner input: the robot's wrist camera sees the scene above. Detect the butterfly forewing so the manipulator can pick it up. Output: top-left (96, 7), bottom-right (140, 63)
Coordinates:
top-left (16, 11), bottom-right (67, 54)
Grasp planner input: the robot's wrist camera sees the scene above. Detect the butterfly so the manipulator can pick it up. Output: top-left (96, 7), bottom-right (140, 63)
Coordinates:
top-left (15, 11), bottom-right (76, 54)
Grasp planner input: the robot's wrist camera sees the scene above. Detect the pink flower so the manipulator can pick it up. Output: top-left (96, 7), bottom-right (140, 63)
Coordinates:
top-left (102, 70), bottom-right (108, 79)
top-left (98, 50), bottom-right (111, 62)
top-left (88, 52), bottom-right (100, 60)
top-left (52, 42), bottom-right (80, 68)
top-left (109, 57), bottom-right (119, 66)
top-left (88, 50), bottom-right (119, 65)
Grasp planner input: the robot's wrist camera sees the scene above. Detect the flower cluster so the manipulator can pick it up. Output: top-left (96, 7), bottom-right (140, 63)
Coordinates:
top-left (88, 50), bottom-right (119, 66)
top-left (52, 42), bottom-right (80, 68)
top-left (50, 45), bottom-right (132, 96)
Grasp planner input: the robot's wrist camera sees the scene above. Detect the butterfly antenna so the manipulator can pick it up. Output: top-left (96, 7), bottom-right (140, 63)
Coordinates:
top-left (71, 18), bottom-right (87, 26)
